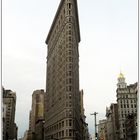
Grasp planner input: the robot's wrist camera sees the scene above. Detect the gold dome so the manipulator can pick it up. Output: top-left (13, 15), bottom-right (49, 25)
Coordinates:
top-left (118, 72), bottom-right (124, 79)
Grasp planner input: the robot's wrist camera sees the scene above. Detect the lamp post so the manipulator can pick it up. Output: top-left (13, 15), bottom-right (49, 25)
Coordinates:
top-left (91, 112), bottom-right (98, 140)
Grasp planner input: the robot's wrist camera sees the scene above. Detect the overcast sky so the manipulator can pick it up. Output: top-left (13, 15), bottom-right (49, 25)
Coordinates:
top-left (2, 0), bottom-right (138, 138)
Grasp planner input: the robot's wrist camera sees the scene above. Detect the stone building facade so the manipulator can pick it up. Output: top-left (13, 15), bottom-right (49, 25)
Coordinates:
top-left (28, 89), bottom-right (44, 140)
top-left (44, 0), bottom-right (82, 139)
top-left (116, 73), bottom-right (138, 140)
top-left (105, 103), bottom-right (119, 140)
top-left (125, 113), bottom-right (137, 140)
top-left (3, 87), bottom-right (18, 140)
top-left (80, 90), bottom-right (90, 140)
top-left (98, 119), bottom-right (107, 140)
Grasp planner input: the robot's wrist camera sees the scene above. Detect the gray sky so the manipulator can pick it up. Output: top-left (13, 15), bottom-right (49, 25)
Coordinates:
top-left (2, 0), bottom-right (138, 138)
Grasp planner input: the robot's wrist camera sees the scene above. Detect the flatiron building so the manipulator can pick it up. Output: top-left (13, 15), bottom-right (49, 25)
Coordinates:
top-left (44, 0), bottom-right (82, 139)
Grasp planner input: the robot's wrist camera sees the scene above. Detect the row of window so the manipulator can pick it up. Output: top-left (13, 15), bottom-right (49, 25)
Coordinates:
top-left (121, 114), bottom-right (128, 118)
top-left (120, 110), bottom-right (137, 118)
top-left (118, 94), bottom-right (136, 98)
top-left (47, 129), bottom-right (74, 139)
top-left (120, 104), bottom-right (136, 108)
top-left (119, 99), bottom-right (136, 104)
top-left (121, 109), bottom-right (137, 114)
top-left (47, 119), bottom-right (73, 132)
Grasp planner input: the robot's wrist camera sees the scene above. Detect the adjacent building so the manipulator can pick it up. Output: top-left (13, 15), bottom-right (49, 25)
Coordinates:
top-left (105, 104), bottom-right (119, 140)
top-left (44, 0), bottom-right (82, 139)
top-left (98, 104), bottom-right (119, 140)
top-left (28, 89), bottom-right (44, 140)
top-left (98, 72), bottom-right (138, 140)
top-left (125, 113), bottom-right (137, 140)
top-left (98, 119), bottom-right (107, 140)
top-left (3, 87), bottom-right (18, 140)
top-left (80, 90), bottom-right (90, 140)
top-left (3, 103), bottom-right (7, 140)
top-left (116, 73), bottom-right (138, 140)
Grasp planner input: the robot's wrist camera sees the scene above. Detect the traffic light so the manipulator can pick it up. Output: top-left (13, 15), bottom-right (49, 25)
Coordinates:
top-left (95, 133), bottom-right (98, 137)
top-left (95, 133), bottom-right (98, 140)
